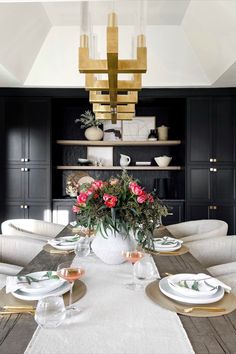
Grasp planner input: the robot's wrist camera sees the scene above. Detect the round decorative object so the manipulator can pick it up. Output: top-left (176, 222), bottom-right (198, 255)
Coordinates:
top-left (84, 126), bottom-right (103, 141)
top-left (91, 229), bottom-right (137, 265)
top-left (66, 171), bottom-right (88, 197)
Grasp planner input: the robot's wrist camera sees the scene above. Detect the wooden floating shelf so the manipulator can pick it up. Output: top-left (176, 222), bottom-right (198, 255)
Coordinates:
top-left (56, 140), bottom-right (181, 146)
top-left (56, 166), bottom-right (182, 171)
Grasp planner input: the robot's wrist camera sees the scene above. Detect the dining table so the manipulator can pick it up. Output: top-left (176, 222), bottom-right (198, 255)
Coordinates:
top-left (1, 226), bottom-right (236, 354)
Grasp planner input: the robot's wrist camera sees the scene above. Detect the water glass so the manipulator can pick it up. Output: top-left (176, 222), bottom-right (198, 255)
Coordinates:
top-left (35, 296), bottom-right (66, 328)
top-left (134, 254), bottom-right (159, 283)
top-left (74, 237), bottom-right (91, 258)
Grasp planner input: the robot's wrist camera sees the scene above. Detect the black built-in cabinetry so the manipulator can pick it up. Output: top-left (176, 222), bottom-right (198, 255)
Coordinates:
top-left (0, 97), bottom-right (51, 221)
top-left (186, 97), bottom-right (236, 234)
top-left (0, 88), bottom-right (235, 230)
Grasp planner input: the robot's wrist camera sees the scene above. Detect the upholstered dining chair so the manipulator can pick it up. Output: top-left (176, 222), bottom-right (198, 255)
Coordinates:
top-left (0, 235), bottom-right (45, 290)
top-left (160, 219), bottom-right (228, 243)
top-left (1, 219), bottom-right (65, 242)
top-left (186, 235), bottom-right (236, 294)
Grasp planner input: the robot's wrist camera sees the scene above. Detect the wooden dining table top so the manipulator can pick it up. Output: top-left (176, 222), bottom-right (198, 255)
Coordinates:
top-left (1, 226), bottom-right (236, 354)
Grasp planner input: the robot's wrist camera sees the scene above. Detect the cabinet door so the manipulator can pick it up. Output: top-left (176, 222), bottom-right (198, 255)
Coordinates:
top-left (187, 98), bottom-right (211, 163)
top-left (213, 98), bottom-right (235, 163)
top-left (25, 98), bottom-right (51, 165)
top-left (24, 166), bottom-right (51, 202)
top-left (211, 205), bottom-right (235, 235)
top-left (213, 168), bottom-right (235, 202)
top-left (3, 202), bottom-right (25, 220)
top-left (4, 99), bottom-right (25, 164)
top-left (187, 167), bottom-right (211, 202)
top-left (5, 166), bottom-right (25, 201)
top-left (25, 203), bottom-right (51, 222)
top-left (186, 204), bottom-right (209, 221)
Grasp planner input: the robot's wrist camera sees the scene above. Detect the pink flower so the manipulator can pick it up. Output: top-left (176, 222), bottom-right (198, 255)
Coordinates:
top-left (137, 193), bottom-right (148, 204)
top-left (77, 192), bottom-right (89, 205)
top-left (147, 194), bottom-right (154, 203)
top-left (103, 193), bottom-right (118, 208)
top-left (129, 182), bottom-right (143, 196)
top-left (92, 180), bottom-right (104, 190)
top-left (72, 205), bottom-right (80, 213)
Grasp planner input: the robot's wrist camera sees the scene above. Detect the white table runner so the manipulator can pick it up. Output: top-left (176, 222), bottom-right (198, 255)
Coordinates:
top-left (25, 255), bottom-right (194, 354)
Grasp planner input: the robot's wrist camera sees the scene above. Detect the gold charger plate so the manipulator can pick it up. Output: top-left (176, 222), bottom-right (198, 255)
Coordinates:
top-left (43, 244), bottom-right (75, 255)
top-left (146, 280), bottom-right (236, 317)
top-left (0, 280), bottom-right (86, 308)
top-left (146, 245), bottom-right (189, 256)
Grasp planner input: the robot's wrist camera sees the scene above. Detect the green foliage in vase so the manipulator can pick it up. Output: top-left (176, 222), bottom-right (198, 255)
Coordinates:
top-left (73, 171), bottom-right (169, 247)
top-left (75, 110), bottom-right (102, 128)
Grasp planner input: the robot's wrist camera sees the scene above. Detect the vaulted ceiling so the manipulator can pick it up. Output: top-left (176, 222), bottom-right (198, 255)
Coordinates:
top-left (0, 0), bottom-right (236, 88)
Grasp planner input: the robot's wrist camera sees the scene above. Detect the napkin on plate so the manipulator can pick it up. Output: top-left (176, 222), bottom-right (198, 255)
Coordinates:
top-left (170, 273), bottom-right (232, 294)
top-left (6, 276), bottom-right (32, 294)
top-left (195, 273), bottom-right (231, 293)
top-left (154, 236), bottom-right (183, 246)
top-left (48, 235), bottom-right (81, 247)
top-left (6, 272), bottom-right (60, 294)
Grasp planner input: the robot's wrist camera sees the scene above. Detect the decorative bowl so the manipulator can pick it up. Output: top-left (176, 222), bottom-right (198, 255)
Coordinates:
top-left (154, 156), bottom-right (172, 167)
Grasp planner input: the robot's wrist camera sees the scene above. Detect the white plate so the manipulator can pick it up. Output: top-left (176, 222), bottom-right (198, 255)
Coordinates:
top-left (153, 237), bottom-right (182, 248)
top-left (159, 276), bottom-right (224, 304)
top-left (48, 235), bottom-right (80, 250)
top-left (167, 273), bottom-right (219, 298)
top-left (17, 271), bottom-right (65, 294)
top-left (12, 280), bottom-right (71, 301)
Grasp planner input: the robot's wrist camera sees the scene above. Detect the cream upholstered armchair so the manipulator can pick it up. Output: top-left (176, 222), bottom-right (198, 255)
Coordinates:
top-left (0, 235), bottom-right (45, 290)
top-left (1, 219), bottom-right (65, 242)
top-left (186, 235), bottom-right (236, 294)
top-left (162, 219), bottom-right (228, 243)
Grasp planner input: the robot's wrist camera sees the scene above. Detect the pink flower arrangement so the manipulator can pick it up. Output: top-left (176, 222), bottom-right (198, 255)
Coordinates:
top-left (73, 171), bottom-right (168, 246)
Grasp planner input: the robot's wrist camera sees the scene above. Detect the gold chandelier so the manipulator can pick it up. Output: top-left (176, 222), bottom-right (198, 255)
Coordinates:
top-left (79, 8), bottom-right (147, 124)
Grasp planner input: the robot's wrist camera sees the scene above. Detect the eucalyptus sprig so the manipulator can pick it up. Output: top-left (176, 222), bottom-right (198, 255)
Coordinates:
top-left (75, 110), bottom-right (102, 128)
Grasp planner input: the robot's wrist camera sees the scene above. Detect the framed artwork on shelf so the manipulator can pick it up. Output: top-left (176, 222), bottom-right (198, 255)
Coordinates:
top-left (122, 116), bottom-right (156, 141)
top-left (87, 147), bottom-right (113, 167)
top-left (103, 121), bottom-right (122, 141)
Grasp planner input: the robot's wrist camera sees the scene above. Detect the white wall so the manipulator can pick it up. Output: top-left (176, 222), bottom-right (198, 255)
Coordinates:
top-left (0, 3), bottom-right (51, 85)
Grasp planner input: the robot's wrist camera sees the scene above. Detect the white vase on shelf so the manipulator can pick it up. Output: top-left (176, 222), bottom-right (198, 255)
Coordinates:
top-left (84, 126), bottom-right (103, 141)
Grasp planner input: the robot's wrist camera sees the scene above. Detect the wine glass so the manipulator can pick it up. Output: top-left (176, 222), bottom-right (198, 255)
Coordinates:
top-left (74, 237), bottom-right (91, 258)
top-left (122, 250), bottom-right (145, 290)
top-left (57, 261), bottom-right (85, 312)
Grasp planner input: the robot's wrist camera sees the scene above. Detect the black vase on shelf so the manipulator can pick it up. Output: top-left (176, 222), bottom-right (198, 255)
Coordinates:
top-left (148, 129), bottom-right (157, 141)
top-left (153, 178), bottom-right (169, 199)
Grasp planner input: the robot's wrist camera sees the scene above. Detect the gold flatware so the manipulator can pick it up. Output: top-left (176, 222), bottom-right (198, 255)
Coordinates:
top-left (0, 310), bottom-right (35, 315)
top-left (3, 305), bottom-right (35, 310)
top-left (183, 306), bottom-right (225, 313)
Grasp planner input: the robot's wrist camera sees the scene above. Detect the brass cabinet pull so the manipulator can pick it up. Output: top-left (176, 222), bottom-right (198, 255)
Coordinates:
top-left (209, 205), bottom-right (217, 210)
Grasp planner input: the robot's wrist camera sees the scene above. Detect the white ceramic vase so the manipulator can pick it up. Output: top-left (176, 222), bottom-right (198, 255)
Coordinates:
top-left (91, 229), bottom-right (136, 265)
top-left (84, 126), bottom-right (103, 141)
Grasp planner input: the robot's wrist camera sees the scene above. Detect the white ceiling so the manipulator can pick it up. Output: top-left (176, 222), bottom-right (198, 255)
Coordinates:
top-left (0, 0), bottom-right (236, 88)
